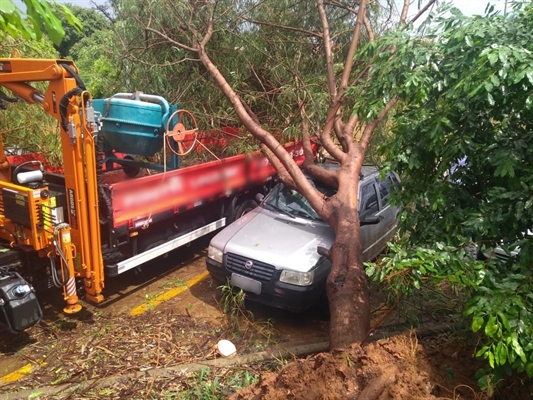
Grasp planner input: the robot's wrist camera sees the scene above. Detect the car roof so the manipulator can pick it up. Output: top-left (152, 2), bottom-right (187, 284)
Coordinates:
top-left (316, 160), bottom-right (379, 182)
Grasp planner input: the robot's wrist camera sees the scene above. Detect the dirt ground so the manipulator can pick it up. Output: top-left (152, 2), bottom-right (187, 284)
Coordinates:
top-left (231, 332), bottom-right (485, 400)
top-left (0, 246), bottom-right (528, 399)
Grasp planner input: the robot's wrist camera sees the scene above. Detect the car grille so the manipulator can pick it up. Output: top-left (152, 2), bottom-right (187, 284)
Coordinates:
top-left (225, 253), bottom-right (275, 282)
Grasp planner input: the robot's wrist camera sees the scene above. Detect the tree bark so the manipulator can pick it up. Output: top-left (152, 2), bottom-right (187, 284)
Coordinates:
top-left (326, 159), bottom-right (370, 349)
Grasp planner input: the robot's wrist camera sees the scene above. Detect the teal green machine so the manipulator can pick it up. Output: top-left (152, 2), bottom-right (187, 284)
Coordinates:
top-left (92, 93), bottom-right (180, 176)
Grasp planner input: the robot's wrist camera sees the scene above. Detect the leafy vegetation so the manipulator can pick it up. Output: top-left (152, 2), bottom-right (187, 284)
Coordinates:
top-left (0, 0), bottom-right (81, 45)
top-left (178, 367), bottom-right (259, 400)
top-left (51, 3), bottom-right (109, 58)
top-left (0, 37), bottom-right (63, 165)
top-left (358, 1), bottom-right (533, 388)
top-left (219, 282), bottom-right (278, 350)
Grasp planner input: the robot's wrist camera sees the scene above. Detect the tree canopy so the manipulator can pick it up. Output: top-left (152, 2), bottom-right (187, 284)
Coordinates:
top-left (357, 1), bottom-right (533, 387)
top-left (52, 3), bottom-right (109, 58)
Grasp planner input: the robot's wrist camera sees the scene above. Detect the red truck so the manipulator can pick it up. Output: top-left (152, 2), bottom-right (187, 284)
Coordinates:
top-left (0, 57), bottom-right (312, 333)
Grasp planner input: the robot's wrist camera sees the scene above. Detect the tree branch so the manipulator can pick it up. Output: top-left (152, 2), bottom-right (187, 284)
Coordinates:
top-left (200, 1), bottom-right (215, 47)
top-left (194, 42), bottom-right (334, 222)
top-left (298, 95), bottom-right (339, 188)
top-left (407, 0), bottom-right (438, 27)
top-left (333, 0), bottom-right (367, 152)
top-left (316, 0), bottom-right (337, 98)
top-left (364, 15), bottom-right (375, 42)
top-left (399, 0), bottom-right (410, 26)
top-left (338, 0), bottom-right (366, 95)
top-left (260, 145), bottom-right (295, 188)
top-left (143, 26), bottom-right (197, 53)
top-left (319, 105), bottom-right (347, 163)
top-left (359, 96), bottom-right (397, 150)
top-left (93, 3), bottom-right (115, 23)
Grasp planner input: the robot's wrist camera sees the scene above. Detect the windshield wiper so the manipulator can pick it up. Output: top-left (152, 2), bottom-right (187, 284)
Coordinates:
top-left (287, 208), bottom-right (321, 221)
top-left (263, 203), bottom-right (296, 219)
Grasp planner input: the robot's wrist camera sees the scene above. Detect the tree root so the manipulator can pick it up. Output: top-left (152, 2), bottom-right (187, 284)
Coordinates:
top-left (357, 372), bottom-right (396, 400)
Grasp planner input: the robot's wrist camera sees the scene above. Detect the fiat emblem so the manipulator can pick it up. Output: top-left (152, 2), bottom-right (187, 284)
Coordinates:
top-left (244, 260), bottom-right (254, 270)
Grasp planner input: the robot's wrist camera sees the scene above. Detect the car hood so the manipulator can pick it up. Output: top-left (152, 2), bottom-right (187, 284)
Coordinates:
top-left (214, 207), bottom-right (334, 273)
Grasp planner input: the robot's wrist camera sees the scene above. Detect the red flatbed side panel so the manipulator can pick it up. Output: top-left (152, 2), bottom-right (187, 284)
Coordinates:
top-left (110, 141), bottom-right (310, 228)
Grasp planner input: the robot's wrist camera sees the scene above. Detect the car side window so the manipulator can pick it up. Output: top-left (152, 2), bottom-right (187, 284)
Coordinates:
top-left (389, 174), bottom-right (399, 187)
top-left (378, 178), bottom-right (390, 207)
top-left (360, 183), bottom-right (379, 219)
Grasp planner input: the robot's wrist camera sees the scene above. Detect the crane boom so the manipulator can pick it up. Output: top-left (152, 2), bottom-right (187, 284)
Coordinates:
top-left (0, 58), bottom-right (104, 312)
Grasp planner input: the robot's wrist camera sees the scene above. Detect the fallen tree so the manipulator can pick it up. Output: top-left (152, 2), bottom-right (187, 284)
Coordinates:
top-left (112, 0), bottom-right (436, 349)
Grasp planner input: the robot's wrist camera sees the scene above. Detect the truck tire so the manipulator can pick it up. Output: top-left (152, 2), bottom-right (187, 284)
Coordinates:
top-left (233, 199), bottom-right (258, 220)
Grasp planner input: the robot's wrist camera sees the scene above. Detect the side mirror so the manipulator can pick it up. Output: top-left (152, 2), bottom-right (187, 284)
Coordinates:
top-left (360, 216), bottom-right (382, 226)
top-left (255, 193), bottom-right (265, 203)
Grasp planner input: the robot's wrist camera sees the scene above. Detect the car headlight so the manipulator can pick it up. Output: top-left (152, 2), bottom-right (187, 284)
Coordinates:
top-left (207, 245), bottom-right (223, 264)
top-left (279, 270), bottom-right (314, 286)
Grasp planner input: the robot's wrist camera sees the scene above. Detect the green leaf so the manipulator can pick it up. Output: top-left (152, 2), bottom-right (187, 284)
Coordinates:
top-left (511, 336), bottom-right (527, 363)
top-left (497, 342), bottom-right (508, 365)
top-left (58, 4), bottom-right (83, 32)
top-left (476, 345), bottom-right (489, 357)
top-left (488, 52), bottom-right (498, 66)
top-left (484, 315), bottom-right (498, 337)
top-left (472, 316), bottom-right (484, 332)
top-left (465, 304), bottom-right (478, 316)
top-left (0, 0), bottom-right (17, 13)
top-left (526, 72), bottom-right (533, 86)
top-left (498, 312), bottom-right (511, 331)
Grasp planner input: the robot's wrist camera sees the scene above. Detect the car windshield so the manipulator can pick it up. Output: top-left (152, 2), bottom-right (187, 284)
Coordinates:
top-left (263, 181), bottom-right (333, 220)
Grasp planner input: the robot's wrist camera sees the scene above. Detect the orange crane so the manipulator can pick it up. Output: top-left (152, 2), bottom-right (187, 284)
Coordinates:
top-left (0, 58), bottom-right (102, 330)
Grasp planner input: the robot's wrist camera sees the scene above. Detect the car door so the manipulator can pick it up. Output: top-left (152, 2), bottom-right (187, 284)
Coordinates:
top-left (374, 174), bottom-right (399, 255)
top-left (359, 179), bottom-right (381, 261)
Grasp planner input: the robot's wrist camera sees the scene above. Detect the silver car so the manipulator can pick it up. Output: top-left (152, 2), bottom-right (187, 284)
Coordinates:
top-left (206, 162), bottom-right (400, 312)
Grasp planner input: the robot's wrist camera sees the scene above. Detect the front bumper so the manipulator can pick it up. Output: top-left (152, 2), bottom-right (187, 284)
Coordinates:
top-left (206, 257), bottom-right (327, 312)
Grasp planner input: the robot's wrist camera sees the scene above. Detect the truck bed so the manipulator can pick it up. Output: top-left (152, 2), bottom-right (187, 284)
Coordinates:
top-left (8, 140), bottom-right (309, 230)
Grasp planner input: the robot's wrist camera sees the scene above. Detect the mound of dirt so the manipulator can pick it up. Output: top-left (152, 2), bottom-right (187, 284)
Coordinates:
top-left (231, 333), bottom-right (482, 400)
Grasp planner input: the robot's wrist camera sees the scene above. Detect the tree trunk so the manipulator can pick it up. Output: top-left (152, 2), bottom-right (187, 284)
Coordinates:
top-left (327, 211), bottom-right (370, 348)
top-left (326, 158), bottom-right (370, 349)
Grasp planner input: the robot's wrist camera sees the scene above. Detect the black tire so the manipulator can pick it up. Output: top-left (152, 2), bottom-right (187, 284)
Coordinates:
top-left (233, 199), bottom-right (258, 220)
